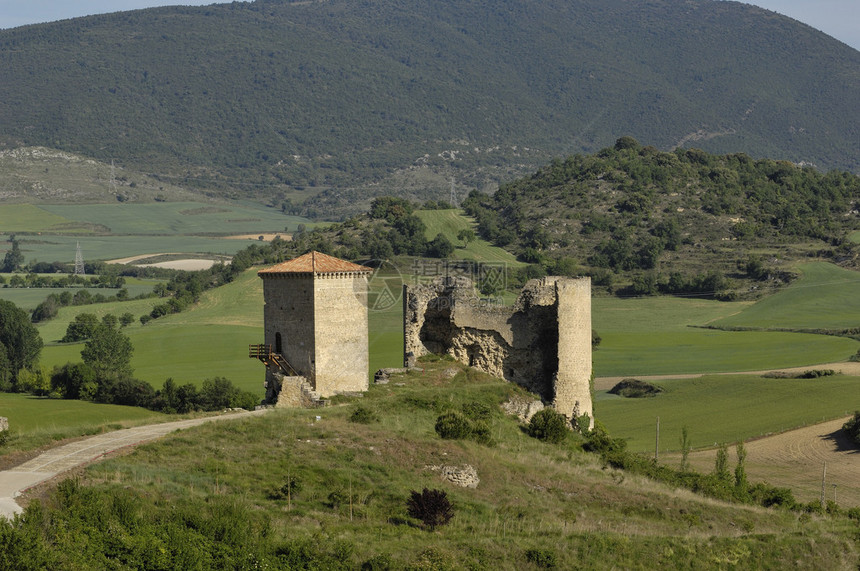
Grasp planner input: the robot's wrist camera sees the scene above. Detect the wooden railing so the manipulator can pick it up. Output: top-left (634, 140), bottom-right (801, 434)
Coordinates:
top-left (249, 344), bottom-right (300, 377)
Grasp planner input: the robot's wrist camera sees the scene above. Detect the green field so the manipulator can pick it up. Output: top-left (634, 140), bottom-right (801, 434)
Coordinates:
top-left (850, 230), bottom-right (860, 244)
top-left (414, 209), bottom-right (524, 265)
top-left (712, 262), bottom-right (860, 330)
top-left (28, 202), bottom-right (312, 235)
top-left (597, 374), bottom-right (860, 453)
top-left (0, 204), bottom-right (72, 232)
top-left (592, 292), bottom-right (859, 376)
top-left (0, 393), bottom-right (164, 433)
top-left (0, 277), bottom-right (163, 310)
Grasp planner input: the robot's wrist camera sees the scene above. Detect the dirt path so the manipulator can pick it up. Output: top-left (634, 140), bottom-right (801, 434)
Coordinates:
top-left (594, 361), bottom-right (860, 390)
top-left (674, 416), bottom-right (860, 507)
top-left (0, 409), bottom-right (268, 520)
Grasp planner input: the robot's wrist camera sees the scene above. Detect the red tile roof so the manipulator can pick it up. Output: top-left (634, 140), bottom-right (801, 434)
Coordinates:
top-left (258, 251), bottom-right (372, 276)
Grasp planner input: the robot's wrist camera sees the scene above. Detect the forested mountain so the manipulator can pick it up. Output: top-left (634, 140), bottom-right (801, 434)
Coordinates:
top-left (0, 0), bottom-right (858, 216)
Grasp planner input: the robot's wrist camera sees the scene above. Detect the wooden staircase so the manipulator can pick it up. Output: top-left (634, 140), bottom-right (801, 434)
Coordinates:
top-left (249, 344), bottom-right (299, 376)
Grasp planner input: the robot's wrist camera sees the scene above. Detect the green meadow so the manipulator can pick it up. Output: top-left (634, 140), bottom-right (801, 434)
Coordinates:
top-left (9, 235), bottom-right (260, 263)
top-left (415, 209), bottom-right (524, 265)
top-left (0, 276), bottom-right (163, 310)
top-left (19, 202), bottom-right (311, 235)
top-left (0, 392), bottom-right (166, 452)
top-left (592, 291), bottom-right (859, 376)
top-left (597, 374), bottom-right (860, 453)
top-left (711, 262), bottom-right (860, 330)
top-left (0, 204), bottom-right (71, 232)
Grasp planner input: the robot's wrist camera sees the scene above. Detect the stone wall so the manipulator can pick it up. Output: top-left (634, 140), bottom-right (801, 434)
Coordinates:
top-left (404, 276), bottom-right (591, 422)
top-left (262, 274), bottom-right (315, 387)
top-left (312, 274), bottom-right (369, 396)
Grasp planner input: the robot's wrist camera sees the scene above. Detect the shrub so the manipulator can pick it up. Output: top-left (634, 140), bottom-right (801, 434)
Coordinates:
top-left (269, 476), bottom-right (301, 501)
top-left (526, 408), bottom-right (569, 444)
top-left (842, 411), bottom-right (860, 446)
top-left (361, 553), bottom-right (393, 571)
top-left (435, 411), bottom-right (493, 445)
top-left (435, 411), bottom-right (474, 440)
top-left (525, 547), bottom-right (557, 569)
top-left (349, 405), bottom-right (379, 424)
top-left (406, 488), bottom-right (454, 530)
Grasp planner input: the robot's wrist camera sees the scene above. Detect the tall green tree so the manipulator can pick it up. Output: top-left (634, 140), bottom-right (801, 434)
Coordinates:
top-left (0, 300), bottom-right (43, 386)
top-left (81, 322), bottom-right (134, 380)
top-left (1, 238), bottom-right (24, 273)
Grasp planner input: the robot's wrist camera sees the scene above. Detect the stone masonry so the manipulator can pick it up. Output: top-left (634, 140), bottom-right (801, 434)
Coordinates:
top-left (258, 251), bottom-right (372, 401)
top-left (404, 276), bottom-right (592, 423)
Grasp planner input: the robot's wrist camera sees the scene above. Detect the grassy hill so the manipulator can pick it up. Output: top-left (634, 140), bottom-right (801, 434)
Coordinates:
top-left (4, 362), bottom-right (859, 568)
top-left (464, 141), bottom-right (860, 296)
top-left (0, 0), bottom-right (858, 215)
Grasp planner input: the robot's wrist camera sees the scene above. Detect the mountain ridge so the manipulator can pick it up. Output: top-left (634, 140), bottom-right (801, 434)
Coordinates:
top-left (0, 0), bottom-right (857, 215)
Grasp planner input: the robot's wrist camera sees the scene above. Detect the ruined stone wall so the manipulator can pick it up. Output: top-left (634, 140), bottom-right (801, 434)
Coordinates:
top-left (404, 276), bottom-right (591, 419)
top-left (262, 274), bottom-right (315, 386)
top-left (312, 273), bottom-right (369, 397)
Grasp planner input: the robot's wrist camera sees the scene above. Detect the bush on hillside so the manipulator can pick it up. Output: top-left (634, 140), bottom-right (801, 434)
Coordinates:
top-left (434, 411), bottom-right (492, 445)
top-left (406, 488), bottom-right (454, 530)
top-left (526, 408), bottom-right (569, 444)
top-left (349, 405), bottom-right (379, 424)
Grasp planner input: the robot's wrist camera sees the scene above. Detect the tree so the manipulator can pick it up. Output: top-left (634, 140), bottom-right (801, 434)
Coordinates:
top-left (2, 238), bottom-right (24, 273)
top-left (119, 312), bottom-right (135, 327)
top-left (62, 313), bottom-right (100, 343)
top-left (456, 228), bottom-right (475, 248)
top-left (0, 300), bottom-right (43, 385)
top-left (81, 322), bottom-right (134, 380)
top-left (51, 362), bottom-right (97, 400)
top-left (425, 233), bottom-right (454, 258)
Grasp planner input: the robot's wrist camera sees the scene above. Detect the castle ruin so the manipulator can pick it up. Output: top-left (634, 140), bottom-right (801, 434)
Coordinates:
top-left (253, 251), bottom-right (372, 406)
top-left (403, 276), bottom-right (592, 422)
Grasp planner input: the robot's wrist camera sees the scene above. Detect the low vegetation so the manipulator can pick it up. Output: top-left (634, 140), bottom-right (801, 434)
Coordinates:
top-left (2, 361), bottom-right (859, 568)
top-left (843, 412), bottom-right (860, 446)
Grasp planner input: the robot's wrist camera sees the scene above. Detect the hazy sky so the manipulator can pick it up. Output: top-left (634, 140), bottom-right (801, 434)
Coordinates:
top-left (0, 1), bottom-right (857, 51)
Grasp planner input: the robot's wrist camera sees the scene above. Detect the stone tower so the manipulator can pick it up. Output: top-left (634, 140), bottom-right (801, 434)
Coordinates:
top-left (256, 251), bottom-right (372, 400)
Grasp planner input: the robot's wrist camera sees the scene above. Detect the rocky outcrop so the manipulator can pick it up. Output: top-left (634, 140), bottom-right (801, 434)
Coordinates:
top-left (426, 464), bottom-right (480, 488)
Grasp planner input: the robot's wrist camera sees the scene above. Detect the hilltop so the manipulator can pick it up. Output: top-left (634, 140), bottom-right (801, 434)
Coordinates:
top-left (4, 361), bottom-right (860, 569)
top-left (463, 139), bottom-right (860, 297)
top-left (0, 0), bottom-right (858, 216)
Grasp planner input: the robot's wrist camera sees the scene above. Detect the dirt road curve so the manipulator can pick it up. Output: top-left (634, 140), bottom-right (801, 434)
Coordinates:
top-left (681, 416), bottom-right (860, 507)
top-left (0, 409), bottom-right (268, 520)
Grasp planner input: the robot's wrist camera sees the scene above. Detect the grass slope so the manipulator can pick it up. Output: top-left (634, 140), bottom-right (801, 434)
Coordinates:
top-left (39, 202), bottom-right (309, 235)
top-left (414, 209), bottom-right (523, 265)
top-left (0, 393), bottom-right (165, 454)
top-left (10, 362), bottom-right (858, 568)
top-left (597, 374), bottom-right (860, 453)
top-left (712, 262), bottom-right (860, 330)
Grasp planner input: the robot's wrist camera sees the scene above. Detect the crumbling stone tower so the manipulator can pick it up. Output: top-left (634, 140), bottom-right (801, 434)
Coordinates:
top-left (404, 276), bottom-right (592, 423)
top-left (255, 251), bottom-right (372, 403)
